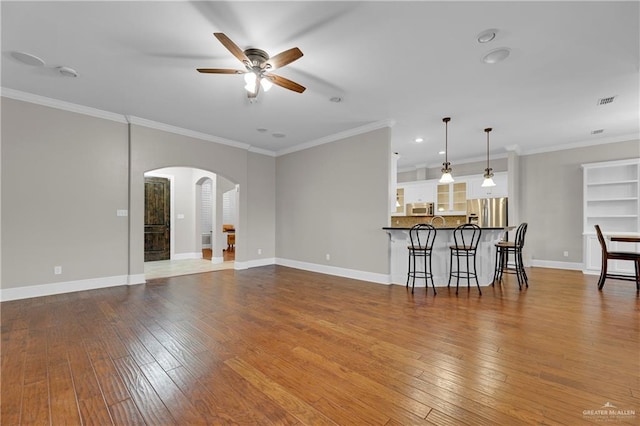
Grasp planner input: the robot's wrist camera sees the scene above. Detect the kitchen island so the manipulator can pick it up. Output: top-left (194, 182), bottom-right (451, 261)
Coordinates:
top-left (383, 226), bottom-right (514, 288)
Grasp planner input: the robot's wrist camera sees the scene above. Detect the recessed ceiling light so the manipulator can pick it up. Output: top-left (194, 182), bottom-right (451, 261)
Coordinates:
top-left (415, 137), bottom-right (424, 143)
top-left (11, 51), bottom-right (45, 67)
top-left (438, 150), bottom-right (446, 155)
top-left (272, 133), bottom-right (286, 138)
top-left (482, 47), bottom-right (511, 64)
top-left (477, 29), bottom-right (497, 43)
top-left (256, 128), bottom-right (268, 133)
top-left (591, 129), bottom-right (604, 135)
top-left (329, 97), bottom-right (342, 103)
top-left (58, 66), bottom-right (78, 77)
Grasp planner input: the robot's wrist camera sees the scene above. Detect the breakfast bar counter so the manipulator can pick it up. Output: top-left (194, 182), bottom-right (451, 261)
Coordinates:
top-left (383, 226), bottom-right (514, 287)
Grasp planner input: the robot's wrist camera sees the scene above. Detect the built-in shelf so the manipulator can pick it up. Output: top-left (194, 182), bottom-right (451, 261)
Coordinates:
top-left (582, 158), bottom-right (640, 275)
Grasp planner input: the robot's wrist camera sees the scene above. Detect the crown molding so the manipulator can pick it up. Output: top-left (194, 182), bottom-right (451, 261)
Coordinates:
top-left (248, 146), bottom-right (277, 157)
top-left (125, 115), bottom-right (251, 150)
top-left (1, 87), bottom-right (398, 158)
top-left (520, 133), bottom-right (639, 156)
top-left (1, 87), bottom-right (128, 123)
top-left (275, 119), bottom-right (396, 157)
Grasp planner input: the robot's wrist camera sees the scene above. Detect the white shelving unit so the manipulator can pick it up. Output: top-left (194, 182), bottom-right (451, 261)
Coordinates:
top-left (582, 158), bottom-right (640, 274)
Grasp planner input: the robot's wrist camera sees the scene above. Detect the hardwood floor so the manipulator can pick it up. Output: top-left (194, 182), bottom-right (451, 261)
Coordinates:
top-left (1, 266), bottom-right (638, 425)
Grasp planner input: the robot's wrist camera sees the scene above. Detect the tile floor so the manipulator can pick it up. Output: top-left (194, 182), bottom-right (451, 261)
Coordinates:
top-left (144, 257), bottom-right (234, 280)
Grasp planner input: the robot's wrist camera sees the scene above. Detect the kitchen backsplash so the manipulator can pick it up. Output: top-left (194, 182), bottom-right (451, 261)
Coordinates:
top-left (390, 215), bottom-right (467, 228)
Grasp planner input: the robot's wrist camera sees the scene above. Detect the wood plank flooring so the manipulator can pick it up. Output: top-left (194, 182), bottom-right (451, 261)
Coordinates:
top-left (1, 266), bottom-right (638, 425)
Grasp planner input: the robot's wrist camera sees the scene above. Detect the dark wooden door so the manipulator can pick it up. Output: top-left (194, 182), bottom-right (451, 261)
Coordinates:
top-left (144, 177), bottom-right (170, 261)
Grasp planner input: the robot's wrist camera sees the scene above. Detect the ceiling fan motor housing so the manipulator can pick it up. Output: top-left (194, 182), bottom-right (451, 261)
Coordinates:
top-left (244, 48), bottom-right (270, 68)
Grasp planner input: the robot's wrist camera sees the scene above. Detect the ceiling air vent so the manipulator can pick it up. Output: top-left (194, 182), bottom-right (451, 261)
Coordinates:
top-left (591, 129), bottom-right (604, 135)
top-left (597, 96), bottom-right (616, 106)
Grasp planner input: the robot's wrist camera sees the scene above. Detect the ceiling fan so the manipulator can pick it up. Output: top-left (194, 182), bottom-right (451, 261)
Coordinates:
top-left (197, 33), bottom-right (305, 99)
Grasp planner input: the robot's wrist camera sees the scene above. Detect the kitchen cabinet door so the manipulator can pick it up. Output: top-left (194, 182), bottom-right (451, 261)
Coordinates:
top-left (467, 172), bottom-right (508, 199)
top-left (404, 181), bottom-right (435, 204)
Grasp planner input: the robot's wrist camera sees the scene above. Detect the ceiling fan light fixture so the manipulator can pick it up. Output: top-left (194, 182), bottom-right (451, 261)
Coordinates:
top-left (243, 72), bottom-right (258, 94)
top-left (260, 78), bottom-right (273, 92)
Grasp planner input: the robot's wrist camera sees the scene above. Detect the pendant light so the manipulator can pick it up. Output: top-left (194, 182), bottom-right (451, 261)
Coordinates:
top-left (439, 117), bottom-right (454, 183)
top-left (481, 127), bottom-right (496, 187)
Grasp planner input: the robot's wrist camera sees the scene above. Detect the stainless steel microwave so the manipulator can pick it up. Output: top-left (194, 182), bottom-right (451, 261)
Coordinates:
top-left (406, 202), bottom-right (434, 216)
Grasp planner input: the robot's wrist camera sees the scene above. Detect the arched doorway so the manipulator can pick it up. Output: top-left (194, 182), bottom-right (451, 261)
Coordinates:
top-left (143, 166), bottom-right (237, 279)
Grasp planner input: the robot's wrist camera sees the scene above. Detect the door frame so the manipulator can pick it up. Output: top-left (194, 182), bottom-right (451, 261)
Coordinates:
top-left (143, 172), bottom-right (175, 260)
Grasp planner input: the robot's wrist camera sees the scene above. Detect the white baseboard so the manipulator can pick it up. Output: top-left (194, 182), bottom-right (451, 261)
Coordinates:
top-left (128, 274), bottom-right (146, 285)
top-left (234, 258), bottom-right (276, 270)
top-left (0, 274), bottom-right (143, 302)
top-left (529, 259), bottom-right (584, 271)
top-left (275, 258), bottom-right (391, 285)
top-left (211, 256), bottom-right (224, 264)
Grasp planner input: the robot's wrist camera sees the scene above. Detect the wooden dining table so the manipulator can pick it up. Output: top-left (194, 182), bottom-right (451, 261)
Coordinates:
top-left (609, 235), bottom-right (640, 243)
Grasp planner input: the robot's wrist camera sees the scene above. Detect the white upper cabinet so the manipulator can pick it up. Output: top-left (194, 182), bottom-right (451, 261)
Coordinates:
top-left (403, 181), bottom-right (436, 205)
top-left (467, 172), bottom-right (508, 199)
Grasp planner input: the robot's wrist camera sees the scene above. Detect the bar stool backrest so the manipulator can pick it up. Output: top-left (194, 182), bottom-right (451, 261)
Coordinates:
top-left (409, 223), bottom-right (437, 250)
top-left (452, 223), bottom-right (481, 250)
top-left (514, 222), bottom-right (528, 249)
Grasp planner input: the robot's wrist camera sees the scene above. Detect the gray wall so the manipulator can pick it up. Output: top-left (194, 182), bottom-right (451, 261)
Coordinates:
top-left (276, 127), bottom-right (391, 274)
top-left (398, 157), bottom-right (508, 183)
top-left (1, 98), bottom-right (129, 289)
top-left (519, 139), bottom-right (639, 265)
top-left (3, 94), bottom-right (636, 298)
top-left (1, 97), bottom-right (278, 293)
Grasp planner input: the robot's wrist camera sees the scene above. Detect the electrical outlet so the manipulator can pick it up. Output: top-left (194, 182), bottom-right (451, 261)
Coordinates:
top-left (325, 254), bottom-right (330, 261)
top-left (54, 266), bottom-right (62, 275)
top-left (563, 251), bottom-right (569, 257)
top-left (257, 248), bottom-right (262, 255)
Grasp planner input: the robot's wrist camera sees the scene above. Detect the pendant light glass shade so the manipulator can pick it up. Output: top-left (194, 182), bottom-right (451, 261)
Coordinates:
top-left (481, 127), bottom-right (496, 187)
top-left (439, 117), bottom-right (454, 183)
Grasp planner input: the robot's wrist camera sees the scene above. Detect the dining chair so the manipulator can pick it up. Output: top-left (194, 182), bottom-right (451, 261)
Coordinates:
top-left (594, 225), bottom-right (640, 291)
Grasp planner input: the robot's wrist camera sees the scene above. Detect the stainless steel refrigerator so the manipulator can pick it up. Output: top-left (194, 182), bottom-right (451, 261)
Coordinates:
top-left (467, 197), bottom-right (508, 227)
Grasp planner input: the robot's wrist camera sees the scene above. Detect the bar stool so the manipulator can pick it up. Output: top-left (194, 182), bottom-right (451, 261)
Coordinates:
top-left (406, 223), bottom-right (437, 295)
top-left (448, 224), bottom-right (482, 295)
top-left (493, 222), bottom-right (528, 290)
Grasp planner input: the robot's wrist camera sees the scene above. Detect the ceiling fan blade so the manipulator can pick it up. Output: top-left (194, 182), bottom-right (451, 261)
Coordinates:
top-left (266, 74), bottom-right (306, 93)
top-left (214, 32), bottom-right (250, 65)
top-left (197, 68), bottom-right (245, 74)
top-left (265, 47), bottom-right (303, 69)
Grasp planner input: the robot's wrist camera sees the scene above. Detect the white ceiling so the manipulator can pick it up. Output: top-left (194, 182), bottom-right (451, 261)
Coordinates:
top-left (2, 1), bottom-right (638, 169)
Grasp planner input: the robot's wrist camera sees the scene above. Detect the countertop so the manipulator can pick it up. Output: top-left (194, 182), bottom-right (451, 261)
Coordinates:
top-left (383, 226), bottom-right (514, 231)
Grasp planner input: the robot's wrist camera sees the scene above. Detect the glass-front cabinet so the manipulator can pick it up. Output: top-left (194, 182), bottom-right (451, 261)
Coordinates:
top-left (436, 182), bottom-right (467, 214)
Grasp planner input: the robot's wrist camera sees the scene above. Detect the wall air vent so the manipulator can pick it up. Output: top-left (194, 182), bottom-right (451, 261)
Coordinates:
top-left (597, 96), bottom-right (616, 105)
top-left (591, 129), bottom-right (604, 135)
